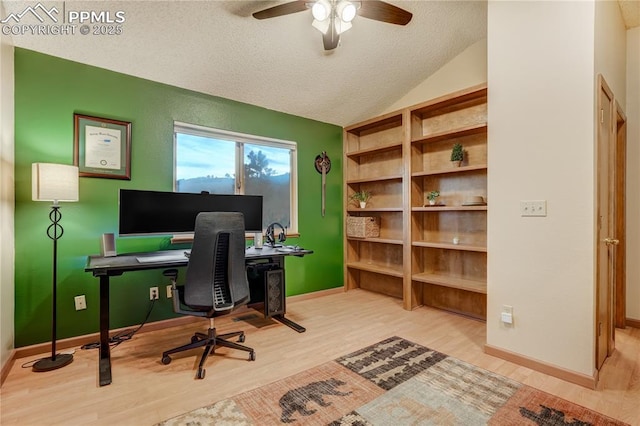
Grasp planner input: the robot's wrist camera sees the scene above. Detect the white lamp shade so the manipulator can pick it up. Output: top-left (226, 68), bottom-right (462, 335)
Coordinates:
top-left (32, 163), bottom-right (79, 202)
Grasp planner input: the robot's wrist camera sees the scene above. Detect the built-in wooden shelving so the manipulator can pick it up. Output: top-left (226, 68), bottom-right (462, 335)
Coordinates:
top-left (344, 84), bottom-right (488, 319)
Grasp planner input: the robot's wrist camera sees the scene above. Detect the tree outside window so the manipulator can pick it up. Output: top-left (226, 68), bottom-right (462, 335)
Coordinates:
top-left (174, 123), bottom-right (297, 232)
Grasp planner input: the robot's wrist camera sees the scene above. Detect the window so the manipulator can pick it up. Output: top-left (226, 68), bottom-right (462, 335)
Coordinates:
top-left (174, 122), bottom-right (298, 233)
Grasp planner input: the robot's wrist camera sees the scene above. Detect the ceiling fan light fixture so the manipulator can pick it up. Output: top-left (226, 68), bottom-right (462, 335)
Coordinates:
top-left (337, 1), bottom-right (357, 22)
top-left (311, 0), bottom-right (330, 21)
top-left (335, 20), bottom-right (352, 35)
top-left (312, 18), bottom-right (330, 34)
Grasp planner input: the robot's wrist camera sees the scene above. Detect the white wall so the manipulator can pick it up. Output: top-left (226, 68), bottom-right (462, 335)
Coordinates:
top-left (381, 38), bottom-right (487, 113)
top-left (626, 27), bottom-right (640, 322)
top-left (487, 1), bottom-right (596, 376)
top-left (0, 0), bottom-right (15, 374)
top-left (595, 0), bottom-right (627, 106)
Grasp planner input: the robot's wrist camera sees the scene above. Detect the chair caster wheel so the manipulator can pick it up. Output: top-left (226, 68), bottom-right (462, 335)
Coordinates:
top-left (249, 351), bottom-right (256, 361)
top-left (238, 333), bottom-right (245, 343)
top-left (196, 369), bottom-right (206, 379)
top-left (191, 336), bottom-right (199, 344)
top-left (161, 355), bottom-right (171, 365)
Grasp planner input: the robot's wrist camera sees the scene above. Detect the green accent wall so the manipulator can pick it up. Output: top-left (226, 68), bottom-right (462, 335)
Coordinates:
top-left (14, 48), bottom-right (344, 347)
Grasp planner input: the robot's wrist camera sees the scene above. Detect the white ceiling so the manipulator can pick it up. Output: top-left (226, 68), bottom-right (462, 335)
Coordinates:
top-left (5, 1), bottom-right (637, 126)
top-left (5, 0), bottom-right (487, 126)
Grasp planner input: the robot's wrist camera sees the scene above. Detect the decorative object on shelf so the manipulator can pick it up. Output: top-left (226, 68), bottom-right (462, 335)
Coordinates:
top-left (350, 190), bottom-right (372, 208)
top-left (346, 216), bottom-right (380, 238)
top-left (73, 113), bottom-right (132, 180)
top-left (453, 236), bottom-right (460, 245)
top-left (462, 195), bottom-right (486, 206)
top-left (451, 143), bottom-right (464, 167)
top-left (314, 151), bottom-right (332, 217)
top-left (31, 163), bottom-right (79, 372)
top-left (426, 190), bottom-right (440, 206)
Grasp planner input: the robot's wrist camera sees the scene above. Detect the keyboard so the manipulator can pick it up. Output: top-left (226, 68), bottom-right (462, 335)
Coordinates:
top-left (136, 251), bottom-right (189, 264)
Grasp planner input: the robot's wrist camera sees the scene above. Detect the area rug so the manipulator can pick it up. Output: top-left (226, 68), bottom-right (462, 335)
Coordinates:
top-left (158, 336), bottom-right (628, 425)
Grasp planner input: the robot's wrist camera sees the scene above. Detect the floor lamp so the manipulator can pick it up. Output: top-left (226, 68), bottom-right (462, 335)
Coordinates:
top-left (31, 163), bottom-right (79, 372)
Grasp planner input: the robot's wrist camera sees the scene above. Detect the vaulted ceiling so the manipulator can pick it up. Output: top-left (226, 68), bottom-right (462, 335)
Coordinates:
top-left (4, 1), bottom-right (637, 126)
top-left (5, 1), bottom-right (487, 126)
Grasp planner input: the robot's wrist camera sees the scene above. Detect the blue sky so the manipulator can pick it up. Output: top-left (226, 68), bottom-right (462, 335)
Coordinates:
top-left (176, 134), bottom-right (290, 180)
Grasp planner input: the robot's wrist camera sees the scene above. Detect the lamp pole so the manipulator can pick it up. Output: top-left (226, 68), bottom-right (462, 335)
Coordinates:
top-left (33, 202), bottom-right (73, 371)
top-left (31, 162), bottom-right (79, 373)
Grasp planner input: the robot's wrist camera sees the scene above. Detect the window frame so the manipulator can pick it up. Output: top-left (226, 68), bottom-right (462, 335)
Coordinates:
top-left (173, 121), bottom-right (298, 233)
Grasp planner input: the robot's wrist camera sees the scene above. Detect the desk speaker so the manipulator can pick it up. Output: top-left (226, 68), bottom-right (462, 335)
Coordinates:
top-left (101, 233), bottom-right (117, 257)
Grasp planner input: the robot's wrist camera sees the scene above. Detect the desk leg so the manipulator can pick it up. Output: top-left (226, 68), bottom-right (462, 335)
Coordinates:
top-left (99, 275), bottom-right (112, 386)
top-left (272, 315), bottom-right (306, 333)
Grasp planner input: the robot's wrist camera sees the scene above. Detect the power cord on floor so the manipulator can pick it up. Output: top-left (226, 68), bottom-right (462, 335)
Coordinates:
top-left (81, 298), bottom-right (157, 350)
top-left (21, 299), bottom-right (156, 368)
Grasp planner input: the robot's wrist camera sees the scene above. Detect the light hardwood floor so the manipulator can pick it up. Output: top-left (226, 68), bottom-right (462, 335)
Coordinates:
top-left (1, 289), bottom-right (639, 425)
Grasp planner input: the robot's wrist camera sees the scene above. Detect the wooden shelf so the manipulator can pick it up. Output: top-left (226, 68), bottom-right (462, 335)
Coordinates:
top-left (345, 111), bottom-right (403, 134)
top-left (347, 262), bottom-right (404, 278)
top-left (347, 207), bottom-right (403, 213)
top-left (347, 174), bottom-right (403, 184)
top-left (412, 272), bottom-right (487, 294)
top-left (411, 123), bottom-right (487, 145)
top-left (344, 83), bottom-right (487, 316)
top-left (412, 241), bottom-right (487, 252)
top-left (412, 164), bottom-right (487, 177)
top-left (411, 85), bottom-right (487, 118)
top-left (346, 142), bottom-right (402, 158)
top-left (412, 206), bottom-right (487, 212)
top-left (348, 237), bottom-right (403, 245)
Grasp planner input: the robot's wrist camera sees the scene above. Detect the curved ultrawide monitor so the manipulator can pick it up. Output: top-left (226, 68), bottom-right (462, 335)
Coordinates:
top-left (119, 189), bottom-right (263, 236)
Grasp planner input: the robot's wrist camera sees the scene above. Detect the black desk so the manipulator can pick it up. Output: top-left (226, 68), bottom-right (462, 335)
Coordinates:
top-left (85, 246), bottom-right (312, 387)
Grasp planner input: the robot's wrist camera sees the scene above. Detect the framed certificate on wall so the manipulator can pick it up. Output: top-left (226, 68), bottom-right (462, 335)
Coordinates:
top-left (73, 113), bottom-right (132, 180)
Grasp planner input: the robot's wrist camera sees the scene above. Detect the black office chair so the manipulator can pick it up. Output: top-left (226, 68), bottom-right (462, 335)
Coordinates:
top-left (161, 212), bottom-right (255, 379)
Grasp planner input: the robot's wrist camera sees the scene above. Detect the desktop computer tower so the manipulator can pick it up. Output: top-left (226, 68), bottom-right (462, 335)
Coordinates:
top-left (246, 262), bottom-right (285, 317)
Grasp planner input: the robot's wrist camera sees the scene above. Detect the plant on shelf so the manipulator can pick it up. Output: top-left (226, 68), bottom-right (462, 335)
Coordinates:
top-left (451, 143), bottom-right (464, 167)
top-left (350, 190), bottom-right (372, 208)
top-left (427, 190), bottom-right (440, 206)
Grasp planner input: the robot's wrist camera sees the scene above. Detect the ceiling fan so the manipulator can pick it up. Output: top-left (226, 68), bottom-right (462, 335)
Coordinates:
top-left (253, 0), bottom-right (412, 51)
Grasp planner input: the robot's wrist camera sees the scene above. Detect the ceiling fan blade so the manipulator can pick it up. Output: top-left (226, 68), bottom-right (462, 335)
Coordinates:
top-left (252, 1), bottom-right (309, 20)
top-left (358, 0), bottom-right (412, 25)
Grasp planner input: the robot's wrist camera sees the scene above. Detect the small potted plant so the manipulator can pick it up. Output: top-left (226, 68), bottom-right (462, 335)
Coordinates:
top-left (427, 190), bottom-right (440, 206)
top-left (350, 190), bottom-right (372, 208)
top-left (451, 143), bottom-right (464, 167)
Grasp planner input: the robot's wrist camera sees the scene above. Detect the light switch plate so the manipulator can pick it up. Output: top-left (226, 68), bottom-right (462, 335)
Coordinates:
top-left (520, 200), bottom-right (547, 217)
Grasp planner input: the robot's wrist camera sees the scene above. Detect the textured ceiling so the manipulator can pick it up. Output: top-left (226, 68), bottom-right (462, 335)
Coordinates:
top-left (619, 0), bottom-right (640, 28)
top-left (5, 0), bottom-right (487, 126)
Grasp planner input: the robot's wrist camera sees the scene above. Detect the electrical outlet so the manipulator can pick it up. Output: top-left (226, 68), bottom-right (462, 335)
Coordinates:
top-left (150, 286), bottom-right (159, 300)
top-left (166, 285), bottom-right (173, 299)
top-left (501, 305), bottom-right (513, 325)
top-left (74, 295), bottom-right (87, 310)
top-left (520, 200), bottom-right (547, 217)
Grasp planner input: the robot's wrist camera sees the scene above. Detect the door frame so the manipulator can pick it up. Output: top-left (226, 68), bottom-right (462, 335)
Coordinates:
top-left (595, 74), bottom-right (614, 370)
top-left (614, 101), bottom-right (627, 328)
top-left (595, 75), bottom-right (627, 372)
